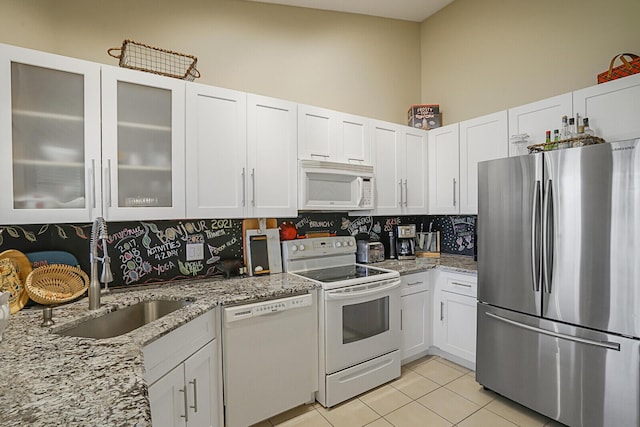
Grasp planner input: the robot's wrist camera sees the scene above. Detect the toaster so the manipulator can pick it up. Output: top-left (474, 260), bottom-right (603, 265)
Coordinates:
top-left (356, 241), bottom-right (385, 263)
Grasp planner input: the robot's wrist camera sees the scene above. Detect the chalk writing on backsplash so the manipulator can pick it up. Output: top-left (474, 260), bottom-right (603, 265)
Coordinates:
top-left (344, 216), bottom-right (372, 234)
top-left (450, 217), bottom-right (476, 251)
top-left (383, 217), bottom-right (400, 232)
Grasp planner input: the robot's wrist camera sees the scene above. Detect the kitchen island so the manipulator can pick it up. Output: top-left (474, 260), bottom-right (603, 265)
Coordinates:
top-left (0, 254), bottom-right (475, 426)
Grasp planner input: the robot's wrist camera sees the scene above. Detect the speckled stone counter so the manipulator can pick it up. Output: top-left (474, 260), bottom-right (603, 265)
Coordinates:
top-left (373, 253), bottom-right (477, 275)
top-left (0, 273), bottom-right (317, 427)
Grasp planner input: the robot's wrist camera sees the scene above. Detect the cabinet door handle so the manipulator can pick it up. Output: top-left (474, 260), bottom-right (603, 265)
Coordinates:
top-left (400, 309), bottom-right (403, 331)
top-left (251, 168), bottom-right (256, 207)
top-left (403, 179), bottom-right (408, 206)
top-left (104, 159), bottom-right (112, 208)
top-left (440, 301), bottom-right (444, 321)
top-left (189, 379), bottom-right (198, 413)
top-left (89, 159), bottom-right (96, 210)
top-left (407, 281), bottom-right (423, 286)
top-left (179, 386), bottom-right (189, 422)
top-left (452, 178), bottom-right (457, 207)
top-left (451, 281), bottom-right (472, 288)
top-left (398, 180), bottom-right (403, 207)
top-left (241, 168), bottom-right (246, 207)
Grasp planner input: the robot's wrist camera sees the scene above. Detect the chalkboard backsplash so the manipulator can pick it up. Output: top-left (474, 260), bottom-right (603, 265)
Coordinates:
top-left (0, 214), bottom-right (475, 288)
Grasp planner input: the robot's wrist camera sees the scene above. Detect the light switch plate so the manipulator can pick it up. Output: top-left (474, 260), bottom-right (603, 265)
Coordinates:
top-left (186, 242), bottom-right (204, 261)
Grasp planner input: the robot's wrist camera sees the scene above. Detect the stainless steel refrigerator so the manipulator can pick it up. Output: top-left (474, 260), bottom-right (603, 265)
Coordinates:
top-left (477, 139), bottom-right (640, 427)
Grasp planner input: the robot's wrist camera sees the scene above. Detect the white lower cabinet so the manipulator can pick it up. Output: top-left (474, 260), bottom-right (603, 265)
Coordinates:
top-left (400, 272), bottom-right (431, 362)
top-left (144, 309), bottom-right (221, 427)
top-left (432, 270), bottom-right (477, 368)
top-left (148, 341), bottom-right (218, 427)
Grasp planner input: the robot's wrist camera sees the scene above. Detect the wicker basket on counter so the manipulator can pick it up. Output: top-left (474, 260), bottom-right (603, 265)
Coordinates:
top-left (528, 136), bottom-right (606, 153)
top-left (107, 39), bottom-right (200, 81)
top-left (25, 264), bottom-right (89, 305)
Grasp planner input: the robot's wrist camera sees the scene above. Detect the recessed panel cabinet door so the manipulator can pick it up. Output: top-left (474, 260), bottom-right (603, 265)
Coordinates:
top-left (372, 120), bottom-right (403, 215)
top-left (184, 341), bottom-right (219, 427)
top-left (573, 73), bottom-right (640, 142)
top-left (508, 93), bottom-right (573, 157)
top-left (148, 364), bottom-right (187, 427)
top-left (0, 43), bottom-right (101, 224)
top-left (247, 94), bottom-right (297, 218)
top-left (459, 110), bottom-right (508, 215)
top-left (428, 123), bottom-right (459, 214)
top-left (186, 84), bottom-right (247, 218)
top-left (404, 128), bottom-right (428, 214)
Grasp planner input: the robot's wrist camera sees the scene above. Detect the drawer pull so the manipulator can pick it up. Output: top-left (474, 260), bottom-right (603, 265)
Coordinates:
top-left (406, 281), bottom-right (423, 286)
top-left (451, 281), bottom-right (472, 288)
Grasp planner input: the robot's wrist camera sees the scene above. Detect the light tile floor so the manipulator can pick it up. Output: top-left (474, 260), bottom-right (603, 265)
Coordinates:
top-left (251, 355), bottom-right (567, 427)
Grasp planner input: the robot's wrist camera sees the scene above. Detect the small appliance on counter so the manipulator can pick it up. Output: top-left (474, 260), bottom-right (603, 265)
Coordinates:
top-left (395, 224), bottom-right (416, 260)
top-left (356, 240), bottom-right (385, 264)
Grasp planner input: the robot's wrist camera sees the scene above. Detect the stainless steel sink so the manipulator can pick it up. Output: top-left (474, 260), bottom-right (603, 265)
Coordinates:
top-left (58, 299), bottom-right (192, 339)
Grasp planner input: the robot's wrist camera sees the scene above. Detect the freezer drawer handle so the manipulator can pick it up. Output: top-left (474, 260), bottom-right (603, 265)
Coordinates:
top-left (486, 312), bottom-right (620, 351)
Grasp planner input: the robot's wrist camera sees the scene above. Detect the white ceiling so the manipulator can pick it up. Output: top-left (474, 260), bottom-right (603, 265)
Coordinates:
top-left (244, 0), bottom-right (455, 22)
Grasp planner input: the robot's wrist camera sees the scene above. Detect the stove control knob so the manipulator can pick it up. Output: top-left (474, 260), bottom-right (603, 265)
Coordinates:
top-left (347, 240), bottom-right (354, 246)
top-left (298, 244), bottom-right (305, 251)
top-left (336, 241), bottom-right (342, 247)
top-left (291, 245), bottom-right (298, 252)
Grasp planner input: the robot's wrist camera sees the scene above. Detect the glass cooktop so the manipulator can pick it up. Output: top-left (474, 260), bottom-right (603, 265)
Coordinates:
top-left (293, 265), bottom-right (390, 283)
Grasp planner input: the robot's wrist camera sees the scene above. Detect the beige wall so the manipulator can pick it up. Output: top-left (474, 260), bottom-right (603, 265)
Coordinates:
top-left (421, 0), bottom-right (640, 124)
top-left (0, 0), bottom-right (421, 124)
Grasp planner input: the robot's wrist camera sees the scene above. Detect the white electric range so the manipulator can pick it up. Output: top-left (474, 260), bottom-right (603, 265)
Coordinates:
top-left (282, 236), bottom-right (402, 407)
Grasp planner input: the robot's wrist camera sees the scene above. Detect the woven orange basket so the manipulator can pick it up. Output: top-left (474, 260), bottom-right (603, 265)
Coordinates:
top-left (25, 264), bottom-right (89, 305)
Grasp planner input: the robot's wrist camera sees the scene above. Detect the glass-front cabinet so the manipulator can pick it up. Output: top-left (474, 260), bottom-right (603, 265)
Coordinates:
top-left (101, 66), bottom-right (185, 220)
top-left (0, 44), bottom-right (101, 224)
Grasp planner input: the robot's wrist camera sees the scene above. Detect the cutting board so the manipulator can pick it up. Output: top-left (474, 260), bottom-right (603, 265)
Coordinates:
top-left (242, 218), bottom-right (277, 264)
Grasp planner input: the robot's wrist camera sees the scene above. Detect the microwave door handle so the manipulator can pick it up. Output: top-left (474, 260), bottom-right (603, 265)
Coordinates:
top-left (356, 176), bottom-right (364, 207)
top-left (325, 279), bottom-right (401, 300)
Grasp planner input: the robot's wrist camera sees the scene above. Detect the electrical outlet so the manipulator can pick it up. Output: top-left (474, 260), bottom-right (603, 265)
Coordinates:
top-left (186, 242), bottom-right (204, 261)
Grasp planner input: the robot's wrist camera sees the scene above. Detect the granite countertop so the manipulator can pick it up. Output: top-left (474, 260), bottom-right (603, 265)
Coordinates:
top-left (0, 253), bottom-right (475, 426)
top-left (374, 253), bottom-right (477, 276)
top-left (0, 273), bottom-right (317, 427)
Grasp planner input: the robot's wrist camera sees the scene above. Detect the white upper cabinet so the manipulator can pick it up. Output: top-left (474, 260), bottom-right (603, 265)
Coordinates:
top-left (186, 84), bottom-right (247, 218)
top-left (459, 110), bottom-right (508, 215)
top-left (247, 94), bottom-right (298, 218)
top-left (508, 93), bottom-right (573, 157)
top-left (371, 121), bottom-right (403, 215)
top-left (372, 120), bottom-right (427, 215)
top-left (298, 104), bottom-right (335, 161)
top-left (428, 123), bottom-right (459, 215)
top-left (298, 104), bottom-right (370, 165)
top-left (403, 127), bottom-right (428, 214)
top-left (0, 43), bottom-right (102, 224)
top-left (573, 73), bottom-right (640, 142)
top-left (338, 112), bottom-right (370, 165)
top-left (101, 65), bottom-right (186, 221)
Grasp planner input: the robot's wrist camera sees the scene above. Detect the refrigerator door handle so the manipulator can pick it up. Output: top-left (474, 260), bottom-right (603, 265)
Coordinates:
top-left (542, 179), bottom-right (554, 294)
top-left (532, 180), bottom-right (542, 292)
top-left (486, 312), bottom-right (620, 351)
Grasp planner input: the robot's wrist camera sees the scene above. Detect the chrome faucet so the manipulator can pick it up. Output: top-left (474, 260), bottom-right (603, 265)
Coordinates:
top-left (89, 217), bottom-right (114, 310)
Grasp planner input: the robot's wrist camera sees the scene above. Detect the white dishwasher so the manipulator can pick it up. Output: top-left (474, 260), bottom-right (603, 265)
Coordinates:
top-left (222, 291), bottom-right (318, 427)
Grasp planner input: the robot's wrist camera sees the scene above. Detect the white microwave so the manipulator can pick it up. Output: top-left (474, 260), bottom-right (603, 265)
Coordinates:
top-left (299, 160), bottom-right (374, 211)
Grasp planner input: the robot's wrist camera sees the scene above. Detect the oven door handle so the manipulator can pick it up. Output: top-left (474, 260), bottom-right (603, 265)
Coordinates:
top-left (325, 279), bottom-right (401, 300)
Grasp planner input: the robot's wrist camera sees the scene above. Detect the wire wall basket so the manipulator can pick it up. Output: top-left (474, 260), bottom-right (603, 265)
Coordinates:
top-left (108, 39), bottom-right (200, 81)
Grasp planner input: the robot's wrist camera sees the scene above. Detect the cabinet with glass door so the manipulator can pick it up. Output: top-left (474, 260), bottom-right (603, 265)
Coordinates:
top-left (101, 65), bottom-right (186, 221)
top-left (0, 43), bottom-right (102, 224)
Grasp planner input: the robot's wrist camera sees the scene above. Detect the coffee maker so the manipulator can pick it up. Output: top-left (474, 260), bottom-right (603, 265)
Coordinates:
top-left (395, 224), bottom-right (416, 260)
